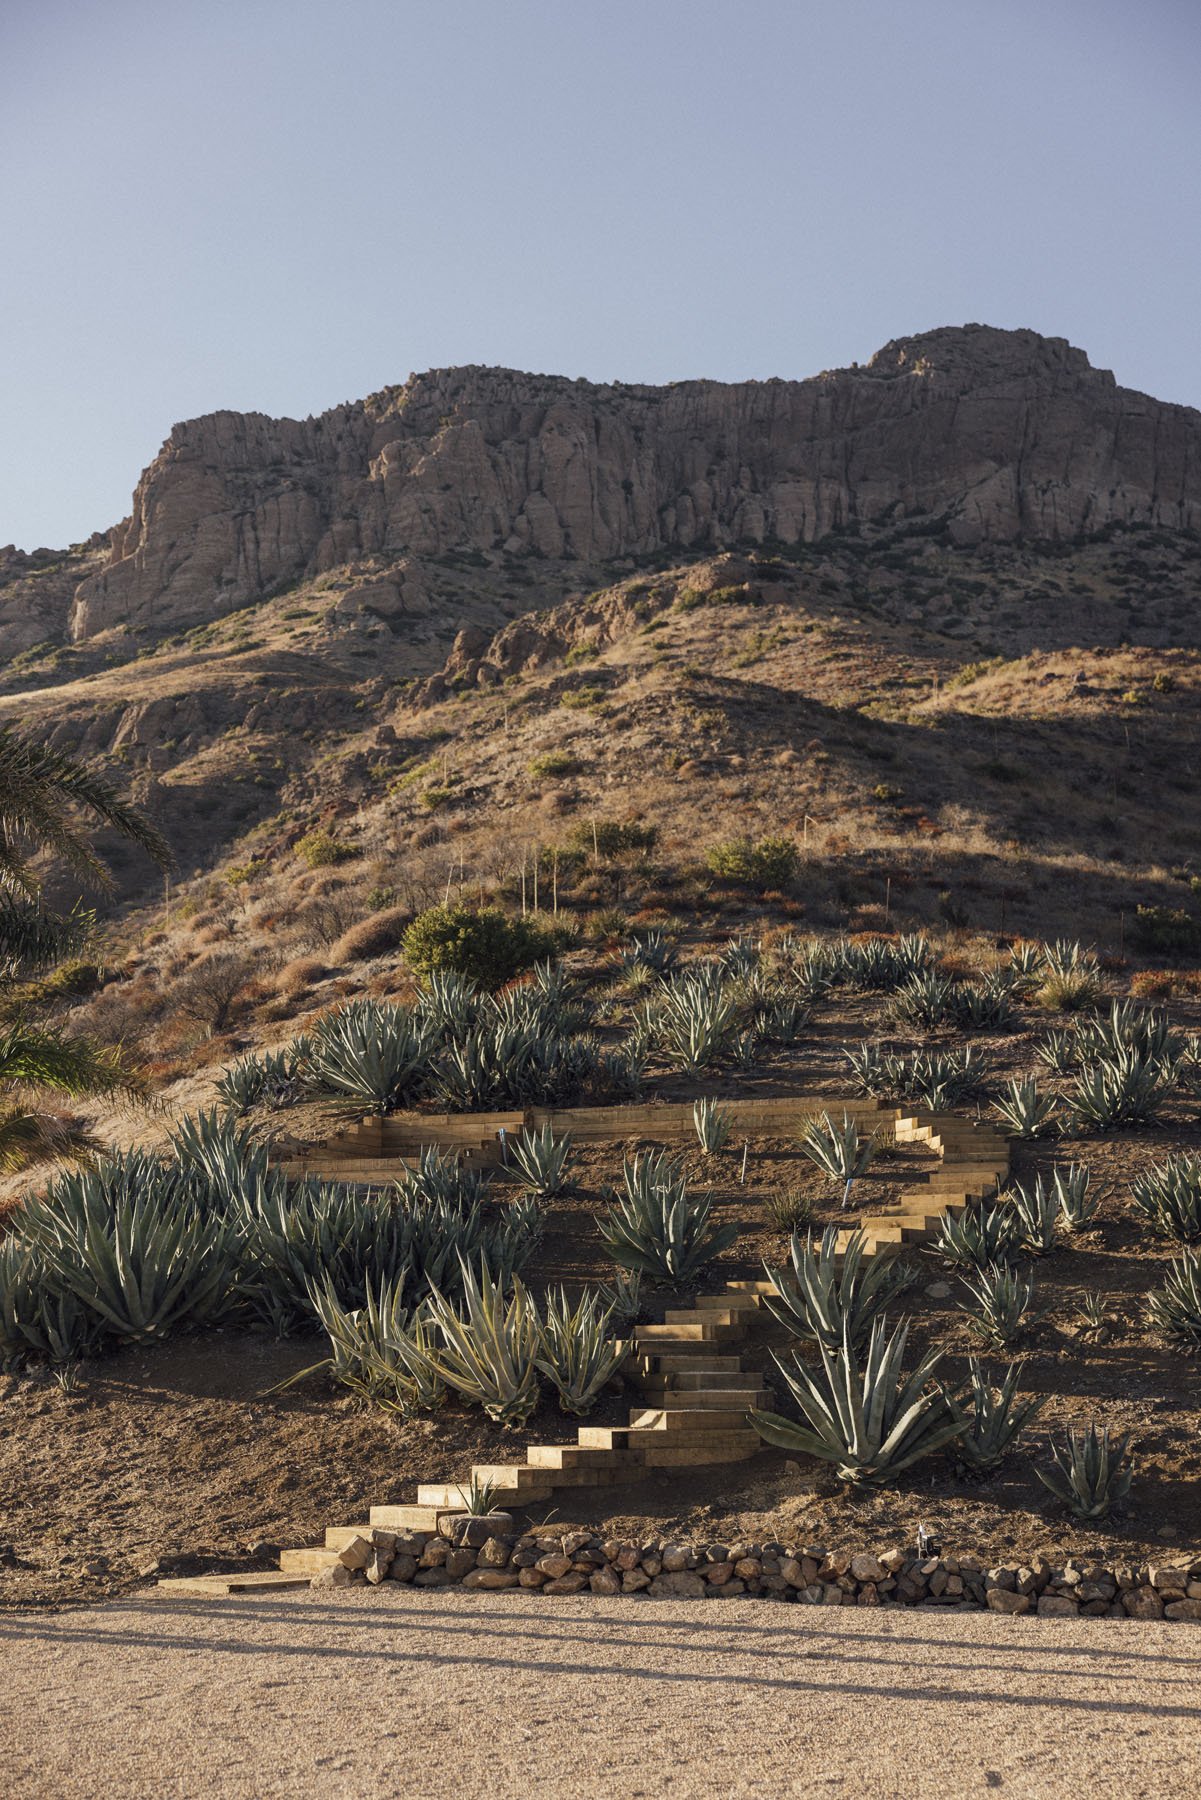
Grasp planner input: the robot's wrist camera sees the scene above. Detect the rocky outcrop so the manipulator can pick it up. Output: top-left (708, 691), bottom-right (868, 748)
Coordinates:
top-left (63, 325), bottom-right (1201, 639)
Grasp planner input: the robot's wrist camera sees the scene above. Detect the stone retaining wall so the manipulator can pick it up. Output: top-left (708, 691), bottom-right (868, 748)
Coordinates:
top-left (315, 1521), bottom-right (1201, 1621)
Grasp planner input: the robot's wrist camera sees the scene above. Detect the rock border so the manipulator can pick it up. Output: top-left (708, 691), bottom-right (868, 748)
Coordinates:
top-left (313, 1522), bottom-right (1201, 1621)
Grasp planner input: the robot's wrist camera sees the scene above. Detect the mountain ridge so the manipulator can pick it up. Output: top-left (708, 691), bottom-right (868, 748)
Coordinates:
top-left (8, 323), bottom-right (1195, 652)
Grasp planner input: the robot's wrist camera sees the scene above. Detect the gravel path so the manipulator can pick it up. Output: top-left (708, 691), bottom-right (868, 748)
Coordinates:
top-left (2, 1590), bottom-right (1199, 1798)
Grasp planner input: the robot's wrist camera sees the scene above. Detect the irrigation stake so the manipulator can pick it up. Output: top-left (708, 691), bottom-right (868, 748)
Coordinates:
top-left (739, 1141), bottom-right (749, 1186)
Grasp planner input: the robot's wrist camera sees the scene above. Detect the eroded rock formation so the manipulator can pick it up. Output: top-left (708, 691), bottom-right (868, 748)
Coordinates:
top-left (21, 324), bottom-right (1201, 643)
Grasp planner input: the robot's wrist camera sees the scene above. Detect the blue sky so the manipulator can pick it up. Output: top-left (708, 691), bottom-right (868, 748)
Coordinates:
top-left (3, 0), bottom-right (1199, 549)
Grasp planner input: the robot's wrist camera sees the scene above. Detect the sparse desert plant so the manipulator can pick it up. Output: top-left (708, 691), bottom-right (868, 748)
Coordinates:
top-left (455, 1473), bottom-right (501, 1515)
top-left (422, 1258), bottom-right (543, 1427)
top-left (950, 1359), bottom-right (1045, 1472)
top-left (1075, 1290), bottom-right (1110, 1334)
top-left (331, 906), bottom-right (411, 963)
top-left (536, 1286), bottom-right (627, 1414)
top-left (992, 1076), bottom-right (1059, 1138)
top-left (1130, 1155), bottom-right (1201, 1244)
top-left (508, 1124), bottom-right (573, 1196)
top-left (959, 1262), bottom-right (1041, 1348)
top-left (932, 1202), bottom-right (1022, 1269)
top-left (1005, 1175), bottom-right (1060, 1256)
top-left (1035, 1424), bottom-right (1133, 1520)
top-left (764, 1225), bottom-right (908, 1352)
top-left (528, 750), bottom-right (582, 778)
top-left (763, 1187), bottom-right (817, 1234)
top-left (172, 949), bottom-right (257, 1036)
top-left (1144, 1251), bottom-right (1201, 1345)
top-left (1052, 1163), bottom-right (1101, 1231)
top-left (750, 1318), bottom-right (963, 1486)
top-left (799, 1112), bottom-right (876, 1208)
top-left (693, 1097), bottom-right (732, 1153)
top-left (597, 1150), bottom-right (736, 1284)
top-left (1036, 941), bottom-right (1102, 1012)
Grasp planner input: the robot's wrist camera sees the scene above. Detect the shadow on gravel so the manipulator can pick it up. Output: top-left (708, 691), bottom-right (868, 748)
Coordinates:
top-left (3, 1602), bottom-right (1200, 1719)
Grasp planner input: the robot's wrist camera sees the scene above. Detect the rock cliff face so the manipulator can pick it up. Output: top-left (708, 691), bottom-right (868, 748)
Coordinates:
top-left (61, 325), bottom-right (1201, 639)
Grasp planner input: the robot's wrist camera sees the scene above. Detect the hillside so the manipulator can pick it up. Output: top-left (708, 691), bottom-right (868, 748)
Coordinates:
top-left (1, 323), bottom-right (1199, 1075)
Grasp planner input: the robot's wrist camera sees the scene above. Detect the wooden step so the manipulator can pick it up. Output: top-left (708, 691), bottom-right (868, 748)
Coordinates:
top-left (637, 1384), bottom-right (769, 1408)
top-left (629, 1406), bottom-right (752, 1432)
top-left (416, 1478), bottom-right (554, 1509)
top-left (525, 1445), bottom-right (647, 1471)
top-left (369, 1504), bottom-right (443, 1531)
top-left (325, 1525), bottom-right (372, 1551)
top-left (633, 1352), bottom-right (748, 1375)
top-left (279, 1547), bottom-right (339, 1576)
top-left (634, 1322), bottom-right (740, 1343)
top-left (692, 1293), bottom-right (762, 1313)
top-left (636, 1368), bottom-right (765, 1392)
top-left (155, 1573), bottom-right (312, 1598)
top-left (723, 1279), bottom-right (778, 1295)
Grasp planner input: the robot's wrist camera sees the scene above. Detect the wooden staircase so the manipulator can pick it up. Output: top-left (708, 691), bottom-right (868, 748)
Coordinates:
top-left (256, 1107), bottom-right (1011, 1581)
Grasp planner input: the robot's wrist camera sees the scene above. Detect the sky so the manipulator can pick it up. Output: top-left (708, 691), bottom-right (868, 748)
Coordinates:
top-left (2, 0), bottom-right (1200, 550)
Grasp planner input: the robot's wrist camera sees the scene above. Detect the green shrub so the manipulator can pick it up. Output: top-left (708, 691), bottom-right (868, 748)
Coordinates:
top-left (403, 904), bottom-right (561, 989)
top-left (528, 750), bottom-right (582, 778)
top-left (295, 830), bottom-right (355, 868)
top-left (1129, 905), bottom-right (1201, 957)
top-left (567, 820), bottom-right (658, 856)
top-left (706, 835), bottom-right (799, 890)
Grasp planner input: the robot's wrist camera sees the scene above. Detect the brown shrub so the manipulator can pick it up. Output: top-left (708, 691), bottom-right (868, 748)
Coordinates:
top-left (330, 906), bottom-right (411, 964)
top-left (1130, 968), bottom-right (1201, 1000)
top-left (274, 956), bottom-right (328, 997)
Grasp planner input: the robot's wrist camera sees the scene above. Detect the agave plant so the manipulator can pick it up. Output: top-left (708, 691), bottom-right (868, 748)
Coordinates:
top-left (616, 929), bottom-right (677, 977)
top-left (536, 1285), bottom-right (627, 1414)
top-left (1075, 1000), bottom-right (1185, 1067)
top-left (508, 1125), bottom-right (573, 1196)
top-left (1130, 1154), bottom-right (1201, 1244)
top-left (1052, 1163), bottom-right (1100, 1231)
top-left (595, 1267), bottom-right (643, 1326)
top-left (762, 996), bottom-right (810, 1046)
top-left (764, 1226), bottom-right (908, 1352)
top-left (0, 1236), bottom-right (101, 1367)
top-left (455, 1473), bottom-right (500, 1515)
top-left (1006, 942), bottom-right (1046, 987)
top-left (301, 1000), bottom-right (437, 1109)
top-left (750, 1318), bottom-right (963, 1486)
top-left (1144, 1251), bottom-right (1201, 1345)
top-left (932, 1201), bottom-right (1022, 1269)
top-left (848, 1043), bottom-right (988, 1110)
top-left (423, 1257), bottom-right (543, 1427)
top-left (23, 1162), bottom-right (235, 1343)
top-left (1005, 1175), bottom-right (1060, 1256)
top-left (992, 1077), bottom-right (1059, 1138)
top-left (397, 1144), bottom-right (491, 1211)
top-left (844, 1041), bottom-right (887, 1096)
top-left (958, 1262), bottom-right (1041, 1348)
top-left (1035, 1424), bottom-right (1134, 1520)
top-left (597, 1151), bottom-right (736, 1284)
top-left (952, 976), bottom-right (1018, 1032)
top-left (1034, 1029), bottom-right (1078, 1075)
top-left (415, 969), bottom-right (482, 1035)
top-left (306, 1275), bottom-right (447, 1416)
top-left (889, 971), bottom-right (960, 1031)
top-left (949, 1359), bottom-right (1045, 1472)
top-left (654, 970), bottom-right (741, 1074)
top-left (799, 1112), bottom-right (876, 1209)
top-left (1068, 1049), bottom-right (1179, 1131)
top-left (692, 1097), bottom-right (731, 1154)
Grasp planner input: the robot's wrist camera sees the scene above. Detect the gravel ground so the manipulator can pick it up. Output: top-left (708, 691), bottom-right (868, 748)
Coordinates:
top-left (2, 1590), bottom-right (1199, 1799)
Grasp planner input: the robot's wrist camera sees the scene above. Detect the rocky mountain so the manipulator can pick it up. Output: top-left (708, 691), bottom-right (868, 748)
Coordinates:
top-left (7, 324), bottom-right (1201, 656)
